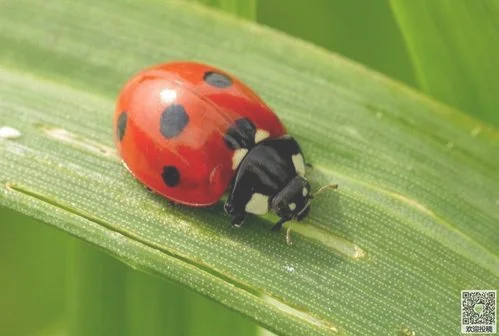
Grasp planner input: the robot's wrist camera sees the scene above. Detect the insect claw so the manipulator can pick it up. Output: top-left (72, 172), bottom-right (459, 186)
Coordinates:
top-left (230, 213), bottom-right (247, 228)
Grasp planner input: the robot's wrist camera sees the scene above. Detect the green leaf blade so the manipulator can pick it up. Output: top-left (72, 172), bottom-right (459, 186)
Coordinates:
top-left (390, 0), bottom-right (499, 126)
top-left (1, 1), bottom-right (498, 335)
top-left (185, 0), bottom-right (257, 20)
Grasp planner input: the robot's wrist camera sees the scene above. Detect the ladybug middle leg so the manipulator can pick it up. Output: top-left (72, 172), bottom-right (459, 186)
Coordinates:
top-left (224, 172), bottom-right (255, 227)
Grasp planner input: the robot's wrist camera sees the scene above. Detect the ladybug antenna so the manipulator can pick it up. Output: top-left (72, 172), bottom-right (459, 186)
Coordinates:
top-left (284, 184), bottom-right (338, 246)
top-left (311, 184), bottom-right (338, 199)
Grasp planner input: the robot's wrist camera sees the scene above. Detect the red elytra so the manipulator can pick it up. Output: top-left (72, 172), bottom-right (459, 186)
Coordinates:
top-left (114, 61), bottom-right (286, 206)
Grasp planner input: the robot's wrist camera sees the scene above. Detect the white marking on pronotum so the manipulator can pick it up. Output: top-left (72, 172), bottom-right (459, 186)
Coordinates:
top-left (0, 126), bottom-right (22, 139)
top-left (288, 202), bottom-right (296, 211)
top-left (292, 154), bottom-right (305, 176)
top-left (302, 187), bottom-right (308, 197)
top-left (255, 129), bottom-right (270, 143)
top-left (245, 193), bottom-right (269, 215)
top-left (232, 148), bottom-right (248, 170)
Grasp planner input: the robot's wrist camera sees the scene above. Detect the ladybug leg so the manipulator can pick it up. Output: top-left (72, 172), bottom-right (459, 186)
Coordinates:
top-left (271, 217), bottom-right (288, 231)
top-left (225, 200), bottom-right (248, 228)
top-left (230, 213), bottom-right (248, 228)
top-left (226, 176), bottom-right (236, 195)
top-left (224, 168), bottom-right (255, 227)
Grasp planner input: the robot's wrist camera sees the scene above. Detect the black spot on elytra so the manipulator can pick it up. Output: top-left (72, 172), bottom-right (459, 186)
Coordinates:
top-left (162, 166), bottom-right (180, 187)
top-left (117, 111), bottom-right (127, 141)
top-left (160, 104), bottom-right (189, 139)
top-left (224, 118), bottom-right (256, 149)
top-left (204, 71), bottom-right (232, 88)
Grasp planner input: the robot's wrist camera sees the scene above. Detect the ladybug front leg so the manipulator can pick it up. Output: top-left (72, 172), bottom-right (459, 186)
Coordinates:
top-left (224, 174), bottom-right (255, 228)
top-left (230, 212), bottom-right (248, 228)
top-left (224, 200), bottom-right (249, 227)
top-left (224, 194), bottom-right (250, 227)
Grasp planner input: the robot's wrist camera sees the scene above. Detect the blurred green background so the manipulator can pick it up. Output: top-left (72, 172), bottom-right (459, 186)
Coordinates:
top-left (1, 0), bottom-right (496, 335)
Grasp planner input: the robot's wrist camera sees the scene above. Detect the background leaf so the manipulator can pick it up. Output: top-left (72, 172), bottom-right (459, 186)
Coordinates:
top-left (257, 0), bottom-right (417, 87)
top-left (186, 0), bottom-right (256, 19)
top-left (1, 0), bottom-right (498, 335)
top-left (391, 0), bottom-right (499, 126)
top-left (0, 208), bottom-right (67, 336)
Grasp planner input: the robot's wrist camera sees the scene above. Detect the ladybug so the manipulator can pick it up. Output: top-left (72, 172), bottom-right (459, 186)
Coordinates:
top-left (114, 61), bottom-right (336, 231)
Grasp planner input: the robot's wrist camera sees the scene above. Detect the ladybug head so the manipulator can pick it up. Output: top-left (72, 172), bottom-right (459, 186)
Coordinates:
top-left (270, 176), bottom-right (312, 222)
top-left (270, 177), bottom-right (339, 234)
